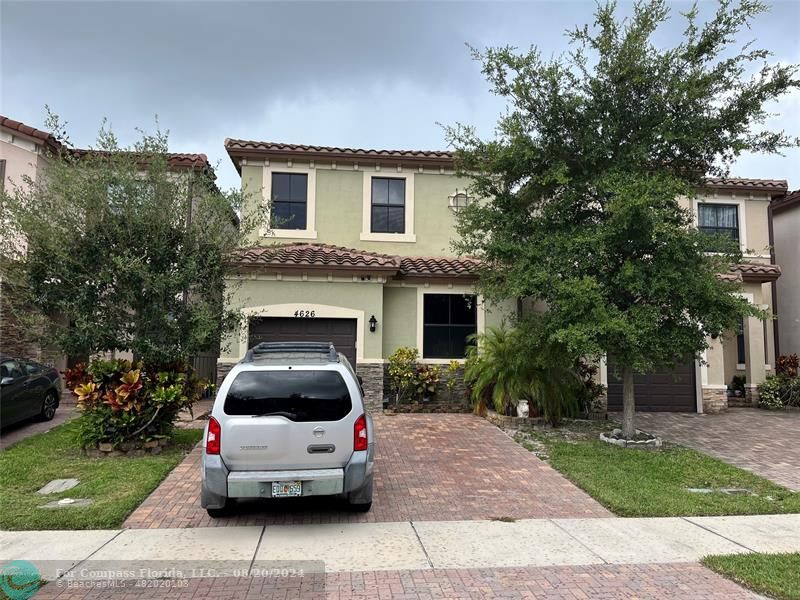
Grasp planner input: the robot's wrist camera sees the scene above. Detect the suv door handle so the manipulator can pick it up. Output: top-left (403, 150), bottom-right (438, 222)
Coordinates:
top-left (307, 444), bottom-right (335, 454)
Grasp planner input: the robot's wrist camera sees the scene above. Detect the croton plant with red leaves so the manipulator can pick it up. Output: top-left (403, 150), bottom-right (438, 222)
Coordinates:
top-left (65, 359), bottom-right (209, 447)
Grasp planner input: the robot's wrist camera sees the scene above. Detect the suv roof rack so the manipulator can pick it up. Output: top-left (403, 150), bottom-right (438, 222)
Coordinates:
top-left (242, 341), bottom-right (339, 363)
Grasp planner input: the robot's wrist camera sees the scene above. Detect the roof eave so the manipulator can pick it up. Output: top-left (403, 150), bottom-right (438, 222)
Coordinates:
top-left (224, 146), bottom-right (455, 171)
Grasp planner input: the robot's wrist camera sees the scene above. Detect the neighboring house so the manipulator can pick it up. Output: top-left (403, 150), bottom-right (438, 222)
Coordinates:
top-left (221, 139), bottom-right (787, 414)
top-left (0, 117), bottom-right (66, 370)
top-left (0, 115), bottom-right (220, 385)
top-left (770, 189), bottom-right (800, 357)
top-left (606, 179), bottom-right (785, 413)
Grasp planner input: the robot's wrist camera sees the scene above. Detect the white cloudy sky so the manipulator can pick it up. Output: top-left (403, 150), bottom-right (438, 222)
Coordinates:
top-left (2, 0), bottom-right (798, 191)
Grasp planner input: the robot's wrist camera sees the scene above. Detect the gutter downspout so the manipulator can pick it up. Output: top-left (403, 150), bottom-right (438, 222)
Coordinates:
top-left (767, 195), bottom-right (780, 359)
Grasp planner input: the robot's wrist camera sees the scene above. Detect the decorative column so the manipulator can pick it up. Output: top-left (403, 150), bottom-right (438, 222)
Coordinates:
top-left (702, 335), bottom-right (728, 413)
top-left (744, 314), bottom-right (767, 405)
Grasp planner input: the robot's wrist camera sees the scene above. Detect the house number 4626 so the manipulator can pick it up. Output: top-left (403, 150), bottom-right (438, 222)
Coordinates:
top-left (294, 310), bottom-right (316, 318)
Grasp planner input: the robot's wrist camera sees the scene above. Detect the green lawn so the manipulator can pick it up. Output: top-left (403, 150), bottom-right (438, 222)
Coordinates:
top-left (703, 553), bottom-right (800, 600)
top-left (0, 421), bottom-right (202, 530)
top-left (513, 424), bottom-right (800, 517)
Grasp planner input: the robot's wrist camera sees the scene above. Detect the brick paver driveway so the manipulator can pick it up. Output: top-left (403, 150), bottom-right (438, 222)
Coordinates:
top-left (35, 563), bottom-right (758, 599)
top-left (631, 408), bottom-right (800, 491)
top-left (124, 414), bottom-right (610, 528)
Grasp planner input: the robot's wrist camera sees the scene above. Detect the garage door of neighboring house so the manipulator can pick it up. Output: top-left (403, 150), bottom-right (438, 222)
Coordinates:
top-left (248, 317), bottom-right (358, 367)
top-left (606, 360), bottom-right (696, 412)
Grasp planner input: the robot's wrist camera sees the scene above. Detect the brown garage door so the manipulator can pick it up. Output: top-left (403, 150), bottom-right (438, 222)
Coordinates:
top-left (248, 317), bottom-right (358, 367)
top-left (607, 361), bottom-right (696, 412)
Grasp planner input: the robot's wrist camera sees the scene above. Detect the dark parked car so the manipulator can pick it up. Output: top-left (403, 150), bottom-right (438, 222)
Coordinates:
top-left (0, 356), bottom-right (62, 428)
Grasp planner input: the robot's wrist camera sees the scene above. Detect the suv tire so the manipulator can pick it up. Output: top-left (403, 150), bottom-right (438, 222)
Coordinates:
top-left (206, 498), bottom-right (233, 518)
top-left (348, 500), bottom-right (372, 513)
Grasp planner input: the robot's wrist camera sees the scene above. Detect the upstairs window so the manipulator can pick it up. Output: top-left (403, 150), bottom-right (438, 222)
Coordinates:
top-left (699, 203), bottom-right (739, 250)
top-left (271, 172), bottom-right (308, 230)
top-left (423, 294), bottom-right (477, 358)
top-left (371, 177), bottom-right (405, 234)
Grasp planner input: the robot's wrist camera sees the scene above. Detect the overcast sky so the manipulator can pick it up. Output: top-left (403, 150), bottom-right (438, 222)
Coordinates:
top-left (2, 0), bottom-right (798, 191)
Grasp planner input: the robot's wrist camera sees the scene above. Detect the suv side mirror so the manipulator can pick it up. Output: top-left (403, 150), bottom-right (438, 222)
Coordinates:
top-left (0, 377), bottom-right (15, 386)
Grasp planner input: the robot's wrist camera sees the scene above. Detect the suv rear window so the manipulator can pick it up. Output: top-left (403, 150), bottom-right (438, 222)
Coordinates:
top-left (224, 370), bottom-right (352, 421)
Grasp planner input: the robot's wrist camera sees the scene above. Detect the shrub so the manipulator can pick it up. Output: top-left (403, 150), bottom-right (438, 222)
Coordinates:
top-left (757, 373), bottom-right (800, 410)
top-left (465, 321), bottom-right (582, 425)
top-left (445, 360), bottom-right (462, 402)
top-left (575, 360), bottom-right (606, 414)
top-left (387, 347), bottom-right (419, 405)
top-left (776, 354), bottom-right (799, 378)
top-left (414, 364), bottom-right (442, 400)
top-left (730, 374), bottom-right (746, 395)
top-left (464, 327), bottom-right (528, 415)
top-left (65, 359), bottom-right (209, 447)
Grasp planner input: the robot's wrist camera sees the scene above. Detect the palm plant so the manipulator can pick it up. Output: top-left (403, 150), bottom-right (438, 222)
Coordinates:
top-left (465, 322), bottom-right (583, 425)
top-left (527, 360), bottom-right (582, 426)
top-left (464, 327), bottom-right (530, 415)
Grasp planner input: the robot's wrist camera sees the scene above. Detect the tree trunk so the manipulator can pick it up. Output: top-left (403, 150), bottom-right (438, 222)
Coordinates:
top-left (622, 364), bottom-right (636, 439)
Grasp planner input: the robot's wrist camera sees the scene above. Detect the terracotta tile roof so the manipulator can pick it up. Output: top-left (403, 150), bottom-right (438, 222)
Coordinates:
top-left (1, 116), bottom-right (212, 176)
top-left (730, 263), bottom-right (782, 282)
top-left (718, 272), bottom-right (742, 283)
top-left (70, 148), bottom-right (211, 170)
top-left (771, 189), bottom-right (800, 214)
top-left (234, 244), bottom-right (399, 271)
top-left (232, 243), bottom-right (481, 277)
top-left (703, 177), bottom-right (788, 193)
top-left (0, 115), bottom-right (62, 151)
top-left (399, 255), bottom-right (481, 278)
top-left (225, 139), bottom-right (454, 172)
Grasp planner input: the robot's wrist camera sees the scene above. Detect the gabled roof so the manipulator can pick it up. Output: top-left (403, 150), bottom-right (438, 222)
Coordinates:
top-left (232, 243), bottom-right (480, 278)
top-left (224, 139), bottom-right (455, 173)
top-left (0, 116), bottom-right (63, 152)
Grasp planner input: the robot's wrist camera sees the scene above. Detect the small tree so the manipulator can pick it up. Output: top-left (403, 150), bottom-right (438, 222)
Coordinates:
top-left (0, 112), bottom-right (264, 366)
top-left (448, 0), bottom-right (798, 437)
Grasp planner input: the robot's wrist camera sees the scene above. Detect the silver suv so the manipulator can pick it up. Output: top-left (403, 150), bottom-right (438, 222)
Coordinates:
top-left (201, 342), bottom-right (375, 517)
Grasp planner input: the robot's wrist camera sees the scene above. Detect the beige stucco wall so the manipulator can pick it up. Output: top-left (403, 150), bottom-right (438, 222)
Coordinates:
top-left (679, 192), bottom-right (772, 258)
top-left (221, 277), bottom-right (385, 361)
top-left (706, 280), bottom-right (773, 390)
top-left (241, 160), bottom-right (470, 256)
top-left (0, 135), bottom-right (45, 191)
top-left (774, 207), bottom-right (800, 356)
top-left (222, 276), bottom-right (515, 364)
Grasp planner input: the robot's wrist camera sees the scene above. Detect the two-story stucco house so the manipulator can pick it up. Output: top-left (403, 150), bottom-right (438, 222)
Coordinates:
top-left (220, 139), bottom-right (787, 414)
top-left (605, 179), bottom-right (785, 414)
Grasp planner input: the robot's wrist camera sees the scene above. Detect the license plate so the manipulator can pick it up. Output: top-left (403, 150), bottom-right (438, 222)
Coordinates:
top-left (271, 481), bottom-right (302, 498)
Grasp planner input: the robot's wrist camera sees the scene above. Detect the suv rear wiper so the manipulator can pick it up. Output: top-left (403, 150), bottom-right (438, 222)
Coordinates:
top-left (251, 411), bottom-right (297, 419)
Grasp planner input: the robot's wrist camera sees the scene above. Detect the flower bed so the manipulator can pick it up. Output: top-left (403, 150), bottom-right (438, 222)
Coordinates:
top-left (65, 359), bottom-right (209, 449)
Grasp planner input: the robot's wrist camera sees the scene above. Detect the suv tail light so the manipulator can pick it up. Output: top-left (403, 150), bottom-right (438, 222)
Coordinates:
top-left (354, 414), bottom-right (368, 451)
top-left (206, 416), bottom-right (221, 455)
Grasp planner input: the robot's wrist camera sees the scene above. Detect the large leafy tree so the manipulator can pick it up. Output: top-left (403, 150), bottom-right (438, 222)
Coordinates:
top-left (448, 0), bottom-right (798, 437)
top-left (0, 114), bottom-right (263, 366)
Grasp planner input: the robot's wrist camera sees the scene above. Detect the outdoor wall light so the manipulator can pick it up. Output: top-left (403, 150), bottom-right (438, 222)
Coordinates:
top-left (369, 315), bottom-right (378, 333)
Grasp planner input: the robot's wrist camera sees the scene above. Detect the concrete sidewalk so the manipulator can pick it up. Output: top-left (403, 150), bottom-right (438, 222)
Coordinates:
top-left (2, 514), bottom-right (799, 580)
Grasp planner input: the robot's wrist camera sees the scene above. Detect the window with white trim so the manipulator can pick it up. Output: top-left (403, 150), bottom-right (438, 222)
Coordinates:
top-left (699, 203), bottom-right (739, 250)
top-left (423, 294), bottom-right (477, 358)
top-left (271, 172), bottom-right (308, 230)
top-left (370, 177), bottom-right (405, 234)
